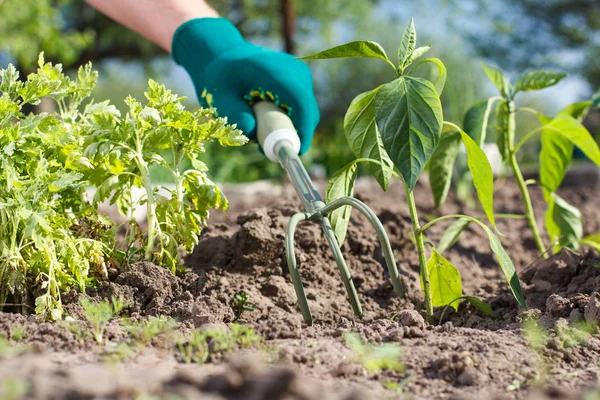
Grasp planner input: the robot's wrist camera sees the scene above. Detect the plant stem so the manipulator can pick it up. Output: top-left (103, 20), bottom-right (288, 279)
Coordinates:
top-left (405, 187), bottom-right (433, 321)
top-left (506, 100), bottom-right (547, 258)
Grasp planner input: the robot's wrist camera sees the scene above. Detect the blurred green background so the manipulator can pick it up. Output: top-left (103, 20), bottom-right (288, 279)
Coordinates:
top-left (1, 0), bottom-right (598, 183)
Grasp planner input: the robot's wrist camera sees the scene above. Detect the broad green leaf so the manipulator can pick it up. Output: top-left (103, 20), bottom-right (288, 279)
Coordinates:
top-left (374, 76), bottom-right (443, 190)
top-left (344, 87), bottom-right (393, 190)
top-left (539, 129), bottom-right (573, 195)
top-left (437, 218), bottom-right (471, 254)
top-left (559, 101), bottom-right (592, 122)
top-left (429, 130), bottom-right (460, 208)
top-left (421, 249), bottom-right (462, 311)
top-left (463, 97), bottom-right (499, 146)
top-left (593, 90), bottom-right (600, 108)
top-left (514, 70), bottom-right (566, 93)
top-left (403, 46), bottom-right (431, 69)
top-left (301, 41), bottom-right (393, 67)
top-left (325, 162), bottom-right (358, 245)
top-left (459, 131), bottom-right (496, 228)
top-left (545, 192), bottom-right (582, 252)
top-left (398, 18), bottom-right (417, 67)
top-left (580, 233), bottom-right (600, 252)
top-left (492, 100), bottom-right (509, 160)
top-left (481, 63), bottom-right (511, 97)
top-left (408, 58), bottom-right (447, 96)
top-left (545, 113), bottom-right (600, 166)
top-left (465, 296), bottom-right (496, 318)
top-left (481, 224), bottom-right (527, 309)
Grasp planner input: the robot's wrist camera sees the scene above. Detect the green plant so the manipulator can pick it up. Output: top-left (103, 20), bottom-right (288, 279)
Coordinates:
top-left (229, 291), bottom-right (256, 322)
top-left (0, 335), bottom-right (27, 359)
top-left (456, 65), bottom-right (600, 256)
top-left (0, 54), bottom-right (243, 318)
top-left (102, 341), bottom-right (136, 364)
top-left (302, 19), bottom-right (526, 322)
top-left (86, 79), bottom-right (247, 270)
top-left (9, 325), bottom-right (26, 342)
top-left (122, 316), bottom-right (179, 348)
top-left (80, 296), bottom-right (127, 344)
top-left (0, 377), bottom-right (29, 400)
top-left (175, 323), bottom-right (262, 364)
top-left (344, 333), bottom-right (404, 374)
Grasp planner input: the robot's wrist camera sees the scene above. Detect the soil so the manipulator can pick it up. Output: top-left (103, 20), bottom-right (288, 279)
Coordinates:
top-left (1, 176), bottom-right (600, 400)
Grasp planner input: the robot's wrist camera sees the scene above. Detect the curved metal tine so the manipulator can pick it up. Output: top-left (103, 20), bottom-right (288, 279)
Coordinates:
top-left (319, 216), bottom-right (363, 318)
top-left (319, 197), bottom-right (405, 298)
top-left (285, 212), bottom-right (313, 325)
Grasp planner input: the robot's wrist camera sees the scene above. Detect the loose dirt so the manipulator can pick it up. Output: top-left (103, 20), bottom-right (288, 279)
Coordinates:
top-left (1, 177), bottom-right (600, 400)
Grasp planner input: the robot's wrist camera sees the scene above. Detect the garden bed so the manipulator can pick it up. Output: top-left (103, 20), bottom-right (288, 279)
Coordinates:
top-left (1, 176), bottom-right (599, 400)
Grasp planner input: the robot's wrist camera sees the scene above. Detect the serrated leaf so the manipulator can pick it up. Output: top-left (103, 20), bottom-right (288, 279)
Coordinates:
top-left (540, 129), bottom-right (573, 195)
top-left (325, 162), bottom-right (358, 245)
top-left (545, 193), bottom-right (582, 252)
top-left (344, 87), bottom-right (393, 190)
top-left (580, 233), bottom-right (600, 252)
top-left (421, 249), bottom-right (462, 311)
top-left (459, 131), bottom-right (496, 227)
top-left (465, 296), bottom-right (496, 317)
top-left (545, 113), bottom-right (600, 166)
top-left (301, 41), bottom-right (392, 65)
top-left (481, 63), bottom-right (511, 97)
top-left (437, 218), bottom-right (471, 254)
top-left (398, 18), bottom-right (417, 67)
top-left (429, 130), bottom-right (460, 208)
top-left (514, 70), bottom-right (566, 93)
top-left (374, 76), bottom-right (443, 190)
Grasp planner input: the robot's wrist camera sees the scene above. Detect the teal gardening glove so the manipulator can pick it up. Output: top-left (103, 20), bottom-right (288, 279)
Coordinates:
top-left (172, 18), bottom-right (320, 155)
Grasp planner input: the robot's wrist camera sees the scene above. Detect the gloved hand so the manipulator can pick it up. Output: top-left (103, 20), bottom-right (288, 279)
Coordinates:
top-left (171, 18), bottom-right (320, 155)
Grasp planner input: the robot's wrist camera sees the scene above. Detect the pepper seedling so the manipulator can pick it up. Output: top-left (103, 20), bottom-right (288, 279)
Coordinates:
top-left (443, 66), bottom-right (600, 256)
top-left (302, 19), bottom-right (527, 322)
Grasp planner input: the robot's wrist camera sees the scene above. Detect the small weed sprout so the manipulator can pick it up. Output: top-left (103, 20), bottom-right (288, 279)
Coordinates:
top-left (0, 335), bottom-right (26, 359)
top-left (176, 323), bottom-right (262, 364)
top-left (80, 296), bottom-right (128, 344)
top-left (229, 291), bottom-right (256, 322)
top-left (0, 378), bottom-right (30, 400)
top-left (102, 342), bottom-right (136, 364)
top-left (9, 325), bottom-right (26, 341)
top-left (344, 333), bottom-right (404, 374)
top-left (122, 316), bottom-right (179, 348)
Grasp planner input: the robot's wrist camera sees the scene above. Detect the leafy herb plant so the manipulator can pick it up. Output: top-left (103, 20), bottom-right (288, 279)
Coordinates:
top-left (80, 296), bottom-right (127, 344)
top-left (454, 65), bottom-right (600, 256)
top-left (0, 54), bottom-right (245, 318)
top-left (302, 19), bottom-right (526, 321)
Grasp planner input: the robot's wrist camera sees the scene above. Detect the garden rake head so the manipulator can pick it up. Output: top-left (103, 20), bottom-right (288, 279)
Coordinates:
top-left (254, 102), bottom-right (404, 325)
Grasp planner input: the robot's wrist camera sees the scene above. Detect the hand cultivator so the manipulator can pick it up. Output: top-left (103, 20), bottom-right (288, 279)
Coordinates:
top-left (254, 102), bottom-right (404, 325)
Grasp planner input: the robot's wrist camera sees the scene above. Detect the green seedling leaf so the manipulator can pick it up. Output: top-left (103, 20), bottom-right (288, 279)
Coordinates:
top-left (545, 113), bottom-right (600, 166)
top-left (540, 128), bottom-right (573, 195)
top-left (325, 162), bottom-right (359, 245)
top-left (480, 223), bottom-right (527, 309)
top-left (300, 41), bottom-right (395, 70)
top-left (514, 70), bottom-right (566, 93)
top-left (481, 63), bottom-right (512, 97)
top-left (463, 97), bottom-right (500, 146)
top-left (398, 18), bottom-right (417, 67)
top-left (344, 333), bottom-right (404, 374)
top-left (580, 233), bottom-right (600, 252)
top-left (408, 57), bottom-right (447, 96)
top-left (344, 86), bottom-right (393, 190)
top-left (403, 46), bottom-right (431, 69)
top-left (559, 101), bottom-right (592, 122)
top-left (593, 89), bottom-right (600, 108)
top-left (459, 130), bottom-right (496, 228)
top-left (421, 249), bottom-right (462, 311)
top-left (374, 76), bottom-right (443, 190)
top-left (465, 296), bottom-right (496, 318)
top-left (492, 99), bottom-right (509, 160)
top-left (429, 130), bottom-right (461, 208)
top-left (437, 218), bottom-right (471, 254)
top-left (545, 193), bottom-right (583, 252)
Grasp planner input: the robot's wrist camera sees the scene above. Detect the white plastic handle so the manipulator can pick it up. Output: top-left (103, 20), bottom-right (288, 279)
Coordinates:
top-left (253, 102), bottom-right (301, 162)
